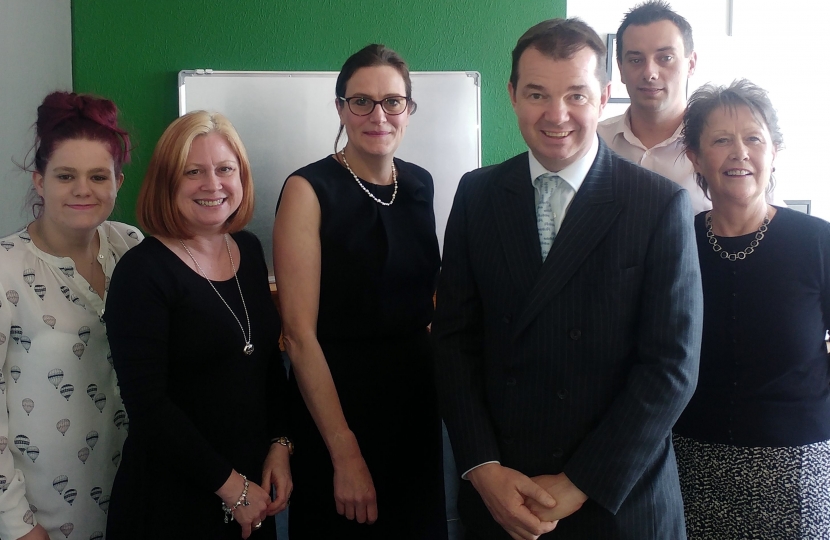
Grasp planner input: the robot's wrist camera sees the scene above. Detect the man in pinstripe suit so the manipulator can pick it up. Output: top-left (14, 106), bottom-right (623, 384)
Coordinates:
top-left (433, 18), bottom-right (702, 540)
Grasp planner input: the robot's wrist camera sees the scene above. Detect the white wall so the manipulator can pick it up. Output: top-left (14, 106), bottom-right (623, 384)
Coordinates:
top-left (0, 0), bottom-right (72, 236)
top-left (569, 0), bottom-right (830, 220)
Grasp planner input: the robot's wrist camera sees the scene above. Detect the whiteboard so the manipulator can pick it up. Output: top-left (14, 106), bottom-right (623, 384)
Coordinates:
top-left (179, 70), bottom-right (481, 278)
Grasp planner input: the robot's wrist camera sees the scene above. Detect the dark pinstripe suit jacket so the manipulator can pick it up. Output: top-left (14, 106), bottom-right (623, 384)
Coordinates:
top-left (433, 140), bottom-right (703, 539)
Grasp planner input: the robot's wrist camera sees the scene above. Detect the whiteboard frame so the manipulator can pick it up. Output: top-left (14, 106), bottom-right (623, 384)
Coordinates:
top-left (178, 69), bottom-right (482, 279)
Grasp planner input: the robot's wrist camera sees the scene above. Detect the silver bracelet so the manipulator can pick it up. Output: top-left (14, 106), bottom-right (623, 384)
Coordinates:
top-left (221, 473), bottom-right (250, 523)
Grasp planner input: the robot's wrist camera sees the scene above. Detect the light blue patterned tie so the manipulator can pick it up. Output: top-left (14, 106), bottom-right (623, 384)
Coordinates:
top-left (534, 173), bottom-right (561, 260)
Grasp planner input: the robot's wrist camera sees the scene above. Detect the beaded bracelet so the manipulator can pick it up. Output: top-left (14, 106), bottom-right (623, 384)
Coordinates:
top-left (221, 474), bottom-right (250, 523)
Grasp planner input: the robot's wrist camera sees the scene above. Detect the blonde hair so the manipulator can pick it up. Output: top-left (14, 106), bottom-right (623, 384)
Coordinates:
top-left (137, 111), bottom-right (255, 238)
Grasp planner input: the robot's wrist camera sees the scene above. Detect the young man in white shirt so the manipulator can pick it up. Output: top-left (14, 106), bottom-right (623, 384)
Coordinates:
top-left (598, 0), bottom-right (711, 213)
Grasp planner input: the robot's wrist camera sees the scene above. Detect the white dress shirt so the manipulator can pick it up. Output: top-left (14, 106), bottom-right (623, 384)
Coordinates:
top-left (529, 133), bottom-right (598, 233)
top-left (598, 110), bottom-right (712, 214)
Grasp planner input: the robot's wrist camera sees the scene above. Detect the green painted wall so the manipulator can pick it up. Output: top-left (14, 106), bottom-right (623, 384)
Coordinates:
top-left (72, 0), bottom-right (566, 225)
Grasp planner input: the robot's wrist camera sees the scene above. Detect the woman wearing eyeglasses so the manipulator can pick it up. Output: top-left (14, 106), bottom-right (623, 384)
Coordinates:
top-left (273, 44), bottom-right (446, 539)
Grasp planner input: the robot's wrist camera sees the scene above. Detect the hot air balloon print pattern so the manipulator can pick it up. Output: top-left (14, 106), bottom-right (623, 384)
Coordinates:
top-left (5, 290), bottom-right (19, 306)
top-left (86, 431), bottom-right (98, 450)
top-left (59, 522), bottom-right (73, 538)
top-left (43, 314), bottom-right (56, 328)
top-left (17, 230), bottom-right (30, 243)
top-left (0, 222), bottom-right (140, 534)
top-left (94, 393), bottom-right (106, 413)
top-left (98, 494), bottom-right (110, 514)
top-left (48, 368), bottom-right (64, 388)
top-left (90, 531), bottom-right (104, 540)
top-left (53, 475), bottom-right (68, 494)
top-left (13, 434), bottom-right (29, 454)
top-left (113, 410), bottom-right (126, 429)
top-left (23, 509), bottom-right (34, 526)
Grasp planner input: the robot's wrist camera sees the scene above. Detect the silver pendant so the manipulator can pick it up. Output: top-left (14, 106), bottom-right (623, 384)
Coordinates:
top-left (243, 343), bottom-right (254, 356)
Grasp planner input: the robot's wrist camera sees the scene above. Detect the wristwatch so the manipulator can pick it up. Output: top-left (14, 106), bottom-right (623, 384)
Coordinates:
top-left (271, 436), bottom-right (294, 456)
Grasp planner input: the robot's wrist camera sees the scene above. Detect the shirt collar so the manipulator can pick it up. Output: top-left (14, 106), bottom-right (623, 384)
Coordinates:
top-left (528, 134), bottom-right (599, 194)
top-left (620, 108), bottom-right (684, 150)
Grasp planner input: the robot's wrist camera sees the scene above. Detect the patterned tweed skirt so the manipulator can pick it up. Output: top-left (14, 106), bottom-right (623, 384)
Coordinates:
top-left (673, 434), bottom-right (830, 540)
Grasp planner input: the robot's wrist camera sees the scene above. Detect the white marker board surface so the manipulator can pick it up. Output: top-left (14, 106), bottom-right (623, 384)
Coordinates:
top-left (179, 70), bottom-right (481, 278)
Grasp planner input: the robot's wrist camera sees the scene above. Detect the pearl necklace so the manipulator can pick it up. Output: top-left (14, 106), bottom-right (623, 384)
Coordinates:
top-left (339, 150), bottom-right (397, 206)
top-left (180, 235), bottom-right (254, 355)
top-left (706, 212), bottom-right (770, 261)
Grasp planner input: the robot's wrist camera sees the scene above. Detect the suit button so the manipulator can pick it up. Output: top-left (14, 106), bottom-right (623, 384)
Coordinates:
top-left (552, 447), bottom-right (564, 458)
top-left (569, 329), bottom-right (581, 340)
top-left (506, 378), bottom-right (517, 386)
top-left (557, 389), bottom-right (569, 399)
top-left (502, 313), bottom-right (512, 324)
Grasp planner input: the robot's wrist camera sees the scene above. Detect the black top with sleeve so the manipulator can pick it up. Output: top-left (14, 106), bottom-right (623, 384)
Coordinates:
top-left (103, 231), bottom-right (286, 539)
top-left (674, 207), bottom-right (830, 447)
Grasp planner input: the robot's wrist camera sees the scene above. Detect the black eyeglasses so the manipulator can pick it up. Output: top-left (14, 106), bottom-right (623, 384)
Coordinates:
top-left (338, 95), bottom-right (411, 116)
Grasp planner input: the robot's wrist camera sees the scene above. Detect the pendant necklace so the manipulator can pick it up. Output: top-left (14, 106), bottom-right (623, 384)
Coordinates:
top-left (339, 150), bottom-right (397, 206)
top-left (180, 235), bottom-right (254, 355)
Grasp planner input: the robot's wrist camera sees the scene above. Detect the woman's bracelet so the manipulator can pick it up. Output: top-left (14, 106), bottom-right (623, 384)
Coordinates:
top-left (221, 473), bottom-right (250, 523)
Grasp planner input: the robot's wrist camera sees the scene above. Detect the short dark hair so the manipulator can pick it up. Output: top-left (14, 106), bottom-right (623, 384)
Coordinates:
top-left (334, 44), bottom-right (416, 153)
top-left (682, 79), bottom-right (784, 197)
top-left (510, 18), bottom-right (607, 91)
top-left (616, 0), bottom-right (694, 65)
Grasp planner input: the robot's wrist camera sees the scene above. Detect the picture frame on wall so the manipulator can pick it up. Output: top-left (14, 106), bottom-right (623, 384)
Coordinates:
top-left (784, 200), bottom-right (811, 215)
top-left (605, 34), bottom-right (631, 104)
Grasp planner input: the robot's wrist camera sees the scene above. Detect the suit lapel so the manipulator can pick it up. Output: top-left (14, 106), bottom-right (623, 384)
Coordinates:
top-left (492, 154), bottom-right (542, 298)
top-left (512, 142), bottom-right (622, 339)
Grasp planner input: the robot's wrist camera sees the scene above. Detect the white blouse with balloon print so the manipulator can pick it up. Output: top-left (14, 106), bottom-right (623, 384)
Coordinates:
top-left (0, 221), bottom-right (142, 540)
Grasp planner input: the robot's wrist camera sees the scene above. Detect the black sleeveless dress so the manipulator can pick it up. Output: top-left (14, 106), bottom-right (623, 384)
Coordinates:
top-left (279, 156), bottom-right (446, 539)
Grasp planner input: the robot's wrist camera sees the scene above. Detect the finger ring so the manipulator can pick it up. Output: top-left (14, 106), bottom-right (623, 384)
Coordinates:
top-left (253, 521), bottom-right (262, 530)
